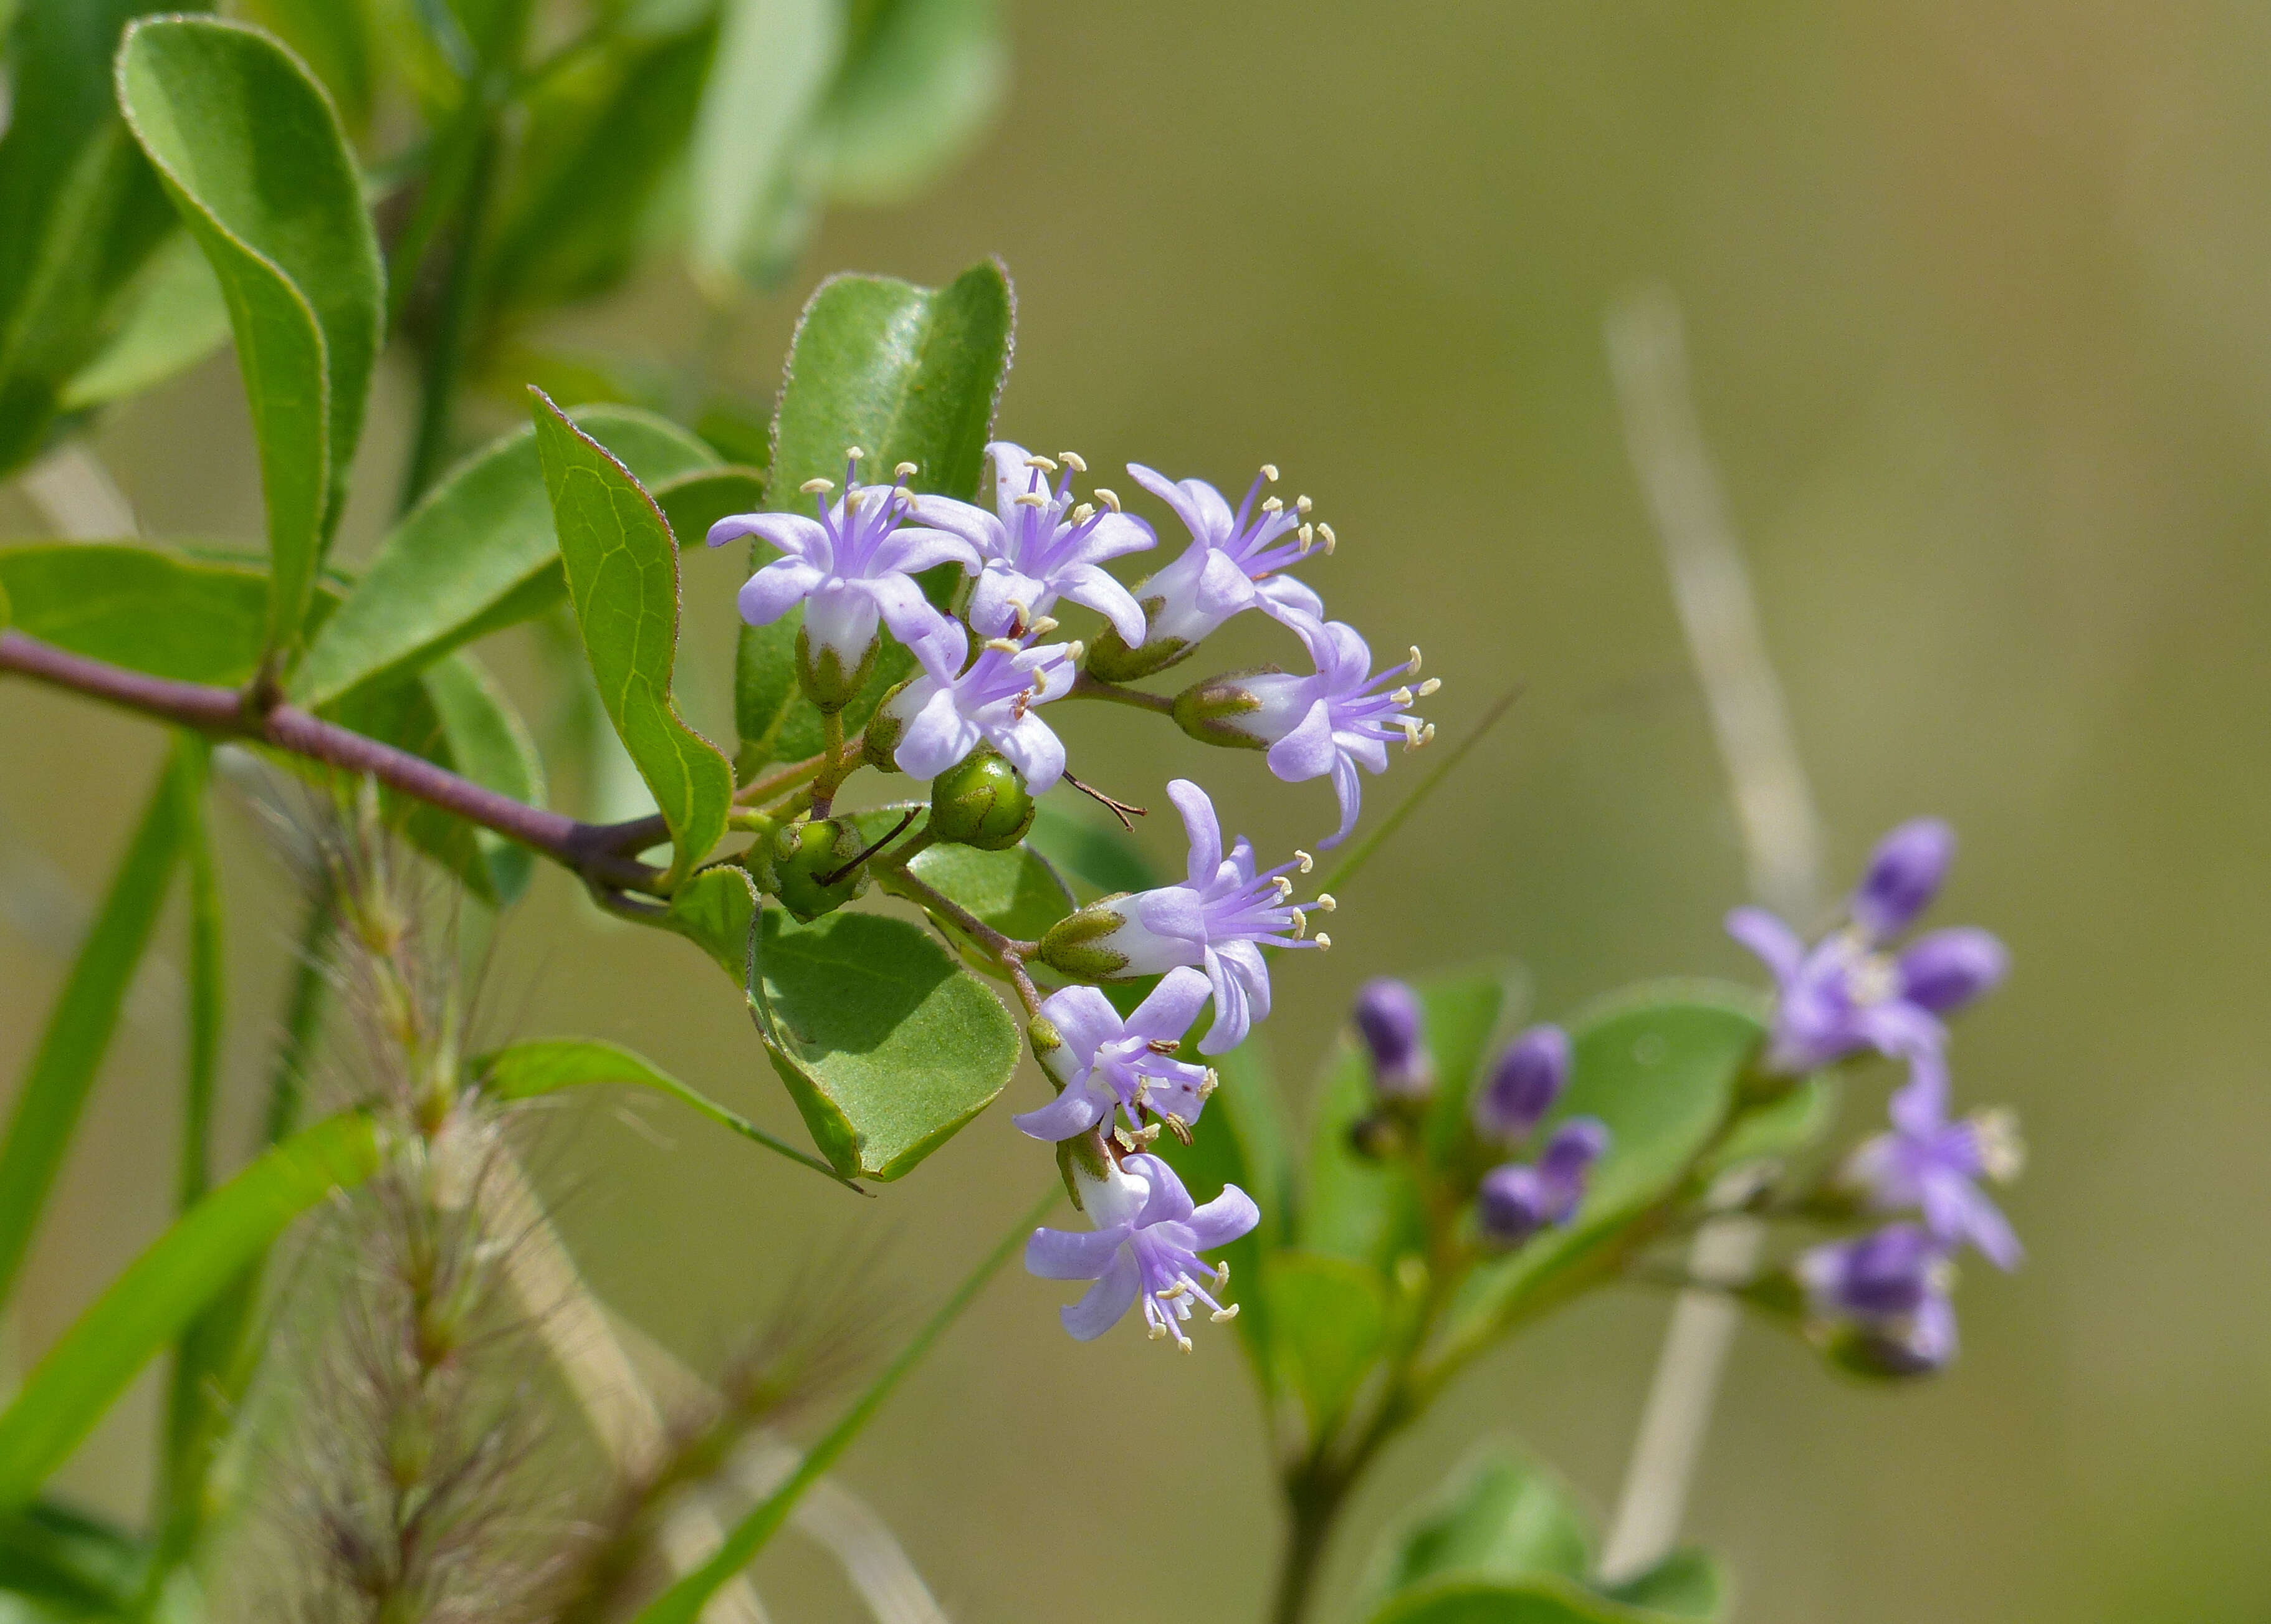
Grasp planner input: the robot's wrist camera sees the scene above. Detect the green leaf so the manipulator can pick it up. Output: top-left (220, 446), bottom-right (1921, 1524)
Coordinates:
top-left (0, 750), bottom-right (189, 1313)
top-left (296, 404), bottom-right (717, 707)
top-left (1367, 1574), bottom-right (1707, 1624)
top-left (420, 652), bottom-right (545, 905)
top-left (817, 0), bottom-right (1006, 206)
top-left (687, 0), bottom-right (842, 292)
top-left (631, 1184), bottom-right (1058, 1624)
top-left (0, 0), bottom-right (191, 477)
top-left (0, 1112), bottom-right (382, 1508)
top-left (653, 466), bottom-right (767, 555)
top-left (1701, 1069), bottom-right (1836, 1180)
top-left (1302, 968), bottom-right (1514, 1269)
top-left (118, 15), bottom-right (385, 657)
top-left (1446, 983), bottom-right (1766, 1349)
top-left (747, 907), bottom-right (1018, 1180)
top-left (1599, 1550), bottom-right (1724, 1621)
top-left (0, 544), bottom-right (266, 684)
top-left (532, 388), bottom-right (734, 890)
top-left (848, 803), bottom-right (1075, 966)
top-left (485, 19), bottom-right (715, 316)
top-left (232, 0), bottom-right (378, 132)
top-left (1025, 800), bottom-right (1160, 899)
top-left (57, 227), bottom-right (230, 411)
top-left (0, 1499), bottom-right (145, 1619)
top-left (736, 261), bottom-right (1013, 770)
top-left (1362, 1449), bottom-right (1594, 1613)
top-left (478, 1034), bottom-right (861, 1190)
top-left (1265, 1250), bottom-right (1389, 1435)
top-left (1149, 1036), bottom-right (1287, 1372)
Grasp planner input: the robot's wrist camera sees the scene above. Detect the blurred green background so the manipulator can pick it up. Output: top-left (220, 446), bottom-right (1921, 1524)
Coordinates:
top-left (6, 1), bottom-right (2269, 1620)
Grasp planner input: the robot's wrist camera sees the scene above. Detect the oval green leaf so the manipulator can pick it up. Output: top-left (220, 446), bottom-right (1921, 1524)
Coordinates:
top-left (1362, 1448), bottom-right (1595, 1615)
top-left (117, 14), bottom-right (384, 657)
top-left (1368, 1575), bottom-right (1706, 1624)
top-left (531, 388), bottom-right (734, 890)
top-left (1265, 1249), bottom-right (1390, 1436)
top-left (0, 543), bottom-right (267, 684)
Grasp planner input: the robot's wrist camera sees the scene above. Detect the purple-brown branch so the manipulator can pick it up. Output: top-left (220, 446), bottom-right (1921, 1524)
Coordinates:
top-left (0, 629), bottom-right (665, 892)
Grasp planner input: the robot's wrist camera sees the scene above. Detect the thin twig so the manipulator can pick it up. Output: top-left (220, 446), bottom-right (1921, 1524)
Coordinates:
top-left (1060, 770), bottom-right (1145, 829)
top-left (1068, 670), bottom-right (1175, 714)
top-left (1596, 284), bottom-right (1825, 1584)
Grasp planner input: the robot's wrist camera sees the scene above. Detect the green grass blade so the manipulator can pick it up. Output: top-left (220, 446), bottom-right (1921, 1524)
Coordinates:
top-left (0, 748), bottom-right (191, 1312)
top-left (1319, 682), bottom-right (1523, 901)
top-left (0, 1111), bottom-right (383, 1509)
top-left (629, 1183), bottom-right (1061, 1624)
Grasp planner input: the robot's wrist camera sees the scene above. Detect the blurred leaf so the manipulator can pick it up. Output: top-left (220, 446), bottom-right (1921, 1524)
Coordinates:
top-left (1265, 1250), bottom-right (1389, 1435)
top-left (1362, 1448), bottom-right (1593, 1613)
top-left (1150, 1036), bottom-right (1286, 1373)
top-left (295, 404), bottom-right (715, 707)
top-left (1701, 1068), bottom-right (1835, 1181)
top-left (692, 396), bottom-right (772, 469)
top-left (1366, 1575), bottom-right (1711, 1624)
top-left (231, 0), bottom-right (378, 131)
top-left (532, 388), bottom-right (734, 889)
top-left (0, 0), bottom-right (191, 477)
top-left (0, 750), bottom-right (188, 1314)
top-left (1303, 968), bottom-right (1512, 1270)
top-left (479, 1034), bottom-right (860, 1189)
top-left (118, 16), bottom-right (385, 656)
top-left (1025, 800), bottom-right (1159, 899)
top-left (421, 651), bottom-right (544, 905)
top-left (0, 1112), bottom-right (382, 1509)
top-left (0, 543), bottom-right (266, 684)
top-left (747, 907), bottom-right (1018, 1180)
top-left (1446, 983), bottom-right (1766, 1350)
top-left (0, 1500), bottom-right (144, 1619)
top-left (1599, 1550), bottom-right (1723, 1620)
top-left (653, 466), bottom-right (766, 550)
top-left (737, 262), bottom-right (1012, 770)
top-left (818, 0), bottom-right (1005, 205)
top-left (687, 0), bottom-right (842, 293)
top-left (56, 229), bottom-right (229, 411)
top-left (486, 20), bottom-right (715, 317)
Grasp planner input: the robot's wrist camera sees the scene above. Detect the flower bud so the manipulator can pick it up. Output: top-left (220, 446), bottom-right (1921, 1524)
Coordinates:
top-left (757, 816), bottom-right (872, 922)
top-left (1851, 818), bottom-right (1955, 939)
top-left (1351, 978), bottom-right (1432, 1101)
top-left (1081, 606), bottom-right (1189, 684)
top-left (1476, 1117), bottom-right (1608, 1248)
top-left (1820, 1302), bottom-right (1959, 1380)
top-left (1170, 671), bottom-right (1278, 750)
top-left (1471, 1025), bottom-right (1569, 1143)
top-left (1795, 1225), bottom-right (1944, 1321)
top-left (796, 623), bottom-right (879, 714)
top-left (927, 749), bottom-right (1036, 849)
top-left (1035, 898), bottom-right (1137, 981)
top-left (1896, 927), bottom-right (2007, 1015)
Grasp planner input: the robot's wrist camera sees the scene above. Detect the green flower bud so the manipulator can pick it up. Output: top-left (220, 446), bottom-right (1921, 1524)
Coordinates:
top-left (796, 624), bottom-right (878, 713)
top-left (1034, 896), bottom-right (1136, 980)
top-left (1079, 596), bottom-right (1189, 683)
top-left (927, 750), bottom-right (1035, 850)
top-left (863, 682), bottom-right (910, 770)
top-left (758, 816), bottom-right (872, 922)
top-left (1172, 667), bottom-right (1281, 750)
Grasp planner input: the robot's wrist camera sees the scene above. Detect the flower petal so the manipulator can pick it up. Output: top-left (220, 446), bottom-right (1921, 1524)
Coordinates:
top-left (1193, 545), bottom-right (1258, 615)
top-left (891, 687), bottom-right (979, 780)
top-left (707, 511), bottom-right (830, 563)
top-left (1127, 463), bottom-right (1233, 544)
top-left (1059, 1248), bottom-right (1141, 1340)
top-left (1126, 966), bottom-right (1215, 1045)
top-left (995, 714), bottom-right (1067, 795)
top-left (1319, 750), bottom-right (1364, 849)
top-left (1025, 1221), bottom-right (1130, 1280)
top-left (803, 581), bottom-right (880, 661)
top-left (1121, 1153), bottom-right (1196, 1227)
top-left (1011, 1088), bottom-right (1106, 1143)
top-left (735, 558), bottom-right (826, 628)
top-left (906, 493), bottom-right (1003, 556)
top-left (1724, 905), bottom-right (1806, 985)
top-left (1166, 778), bottom-right (1222, 886)
top-left (1265, 700), bottom-right (1339, 784)
top-left (1056, 563), bottom-right (1150, 646)
top-left (1038, 984), bottom-right (1124, 1062)
top-left (874, 524), bottom-right (980, 577)
top-left (860, 568), bottom-right (957, 655)
top-left (1181, 1182), bottom-right (1261, 1251)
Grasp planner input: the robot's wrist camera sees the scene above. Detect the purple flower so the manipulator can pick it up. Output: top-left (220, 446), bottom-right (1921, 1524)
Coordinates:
top-left (1025, 1152), bottom-right (1258, 1349)
top-left (1797, 1224), bottom-right (1959, 1375)
top-left (1727, 818), bottom-right (2009, 1073)
top-left (1040, 779), bottom-right (1326, 1055)
top-left (877, 621), bottom-right (1079, 792)
top-left (707, 454), bottom-right (978, 665)
top-left (1012, 969), bottom-right (1218, 1143)
top-left (1206, 619), bottom-right (1438, 848)
top-left (1471, 1025), bottom-right (1570, 1144)
top-left (909, 442), bottom-right (1155, 644)
top-left (1844, 1048), bottom-right (2024, 1271)
top-left (1476, 1117), bottom-right (1609, 1246)
top-left (1353, 978), bottom-right (1432, 1101)
top-left (1125, 462), bottom-right (1328, 651)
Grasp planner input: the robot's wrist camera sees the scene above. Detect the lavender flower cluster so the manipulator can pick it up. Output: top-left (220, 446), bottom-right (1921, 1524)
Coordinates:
top-left (710, 444), bottom-right (1437, 1351)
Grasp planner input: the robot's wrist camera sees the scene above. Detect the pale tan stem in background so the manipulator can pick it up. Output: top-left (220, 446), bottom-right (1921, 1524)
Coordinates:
top-left (19, 443), bottom-right (139, 538)
top-left (1597, 285), bottom-right (1825, 1583)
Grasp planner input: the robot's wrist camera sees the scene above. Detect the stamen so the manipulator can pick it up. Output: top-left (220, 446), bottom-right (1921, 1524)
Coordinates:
top-left (1157, 1279), bottom-right (1190, 1301)
top-left (1293, 849), bottom-right (1315, 873)
top-left (1289, 910), bottom-right (1307, 940)
top-left (1014, 492), bottom-right (1051, 508)
top-left (984, 637), bottom-right (1024, 653)
top-left (1392, 686), bottom-right (1414, 706)
top-left (1417, 677), bottom-right (1442, 697)
top-left (846, 445), bottom-right (866, 461)
top-left (1064, 640), bottom-right (1086, 662)
top-left (1199, 1069), bottom-right (1220, 1101)
top-left (894, 460), bottom-right (919, 479)
top-left (1261, 495), bottom-right (1284, 514)
top-left (1134, 1122), bottom-right (1161, 1145)
top-left (1317, 522), bottom-right (1337, 553)
top-left (1029, 616), bottom-right (1060, 638)
top-left (1314, 932), bottom-right (1332, 950)
top-left (1113, 1127), bottom-right (1137, 1154)
top-left (1177, 1332), bottom-right (1193, 1352)
top-left (1164, 1112), bottom-right (1192, 1145)
top-left (1147, 1038), bottom-right (1181, 1055)
top-left (1214, 1259), bottom-right (1231, 1284)
top-left (1071, 502), bottom-right (1096, 522)
top-left (1270, 874), bottom-right (1294, 900)
top-left (1408, 645), bottom-right (1422, 674)
top-left (1296, 494), bottom-right (1312, 513)
top-left (1093, 487), bottom-right (1122, 511)
top-left (1969, 1108), bottom-right (2027, 1182)
top-left (800, 477), bottom-right (834, 495)
top-left (1210, 1304), bottom-right (1239, 1322)
top-left (1024, 455), bottom-right (1059, 472)
top-left (1260, 463), bottom-right (1280, 482)
top-left (1297, 523), bottom-right (1314, 552)
top-left (1148, 1321), bottom-right (1168, 1340)
top-left (1059, 451), bottom-right (1088, 472)
top-left (1314, 893), bottom-right (1336, 912)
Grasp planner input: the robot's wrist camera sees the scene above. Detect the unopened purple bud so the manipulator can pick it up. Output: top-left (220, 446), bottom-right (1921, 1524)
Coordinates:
top-left (1475, 1117), bottom-right (1608, 1247)
top-left (1471, 1025), bottom-right (1570, 1144)
top-left (1538, 1117), bottom-right (1609, 1188)
top-left (1896, 927), bottom-right (2007, 1015)
top-left (1797, 1224), bottom-right (1943, 1321)
top-left (1353, 978), bottom-right (1432, 1099)
top-left (1850, 818), bottom-right (1956, 940)
top-left (1837, 1296), bottom-right (1959, 1378)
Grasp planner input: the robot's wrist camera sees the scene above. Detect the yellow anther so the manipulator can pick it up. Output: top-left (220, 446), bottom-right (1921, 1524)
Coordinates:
top-left (1392, 686), bottom-right (1414, 706)
top-left (1157, 1279), bottom-right (1189, 1301)
top-left (1093, 487), bottom-right (1122, 511)
top-left (1289, 910), bottom-right (1307, 940)
top-left (1314, 932), bottom-right (1332, 951)
top-left (1029, 616), bottom-right (1061, 638)
top-left (1014, 492), bottom-right (1051, 508)
top-left (1059, 451), bottom-right (1088, 472)
top-left (1214, 1258), bottom-right (1231, 1284)
top-left (1315, 893), bottom-right (1337, 912)
top-left (1417, 677), bottom-right (1442, 697)
top-left (1260, 463), bottom-right (1280, 481)
top-left (1261, 495), bottom-right (1284, 513)
top-left (1210, 1305), bottom-right (1239, 1322)
top-left (895, 460), bottom-right (919, 479)
top-left (799, 477), bottom-right (834, 495)
top-left (1271, 874), bottom-right (1294, 899)
top-left (1199, 1069), bottom-right (1220, 1099)
top-left (1318, 522), bottom-right (1337, 553)
top-left (1064, 640), bottom-right (1086, 662)
top-left (1025, 454), bottom-right (1059, 472)
top-left (1071, 503), bottom-right (1096, 522)
top-left (1408, 645), bottom-right (1422, 674)
top-left (1296, 494), bottom-right (1313, 513)
top-left (984, 637), bottom-right (1023, 654)
top-left (1293, 848), bottom-right (1315, 873)
top-left (1149, 1321), bottom-right (1168, 1340)
top-left (1296, 524), bottom-right (1315, 553)
top-left (846, 445), bottom-right (866, 461)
